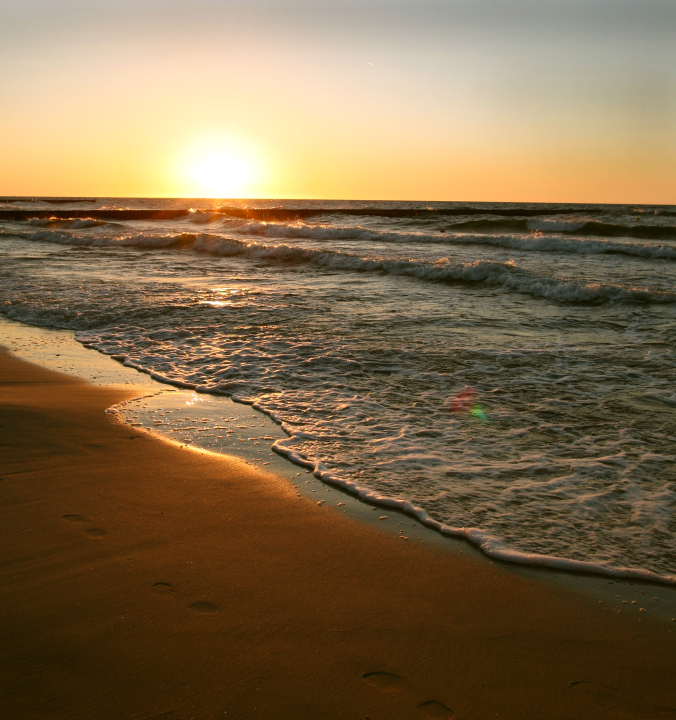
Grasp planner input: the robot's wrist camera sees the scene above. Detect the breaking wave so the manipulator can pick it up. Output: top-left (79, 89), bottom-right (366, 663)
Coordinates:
top-left (231, 220), bottom-right (676, 259)
top-left (7, 218), bottom-right (676, 261)
top-left (2, 227), bottom-right (673, 304)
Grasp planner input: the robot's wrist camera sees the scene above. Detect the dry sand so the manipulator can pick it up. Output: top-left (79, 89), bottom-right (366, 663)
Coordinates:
top-left (1, 349), bottom-right (674, 720)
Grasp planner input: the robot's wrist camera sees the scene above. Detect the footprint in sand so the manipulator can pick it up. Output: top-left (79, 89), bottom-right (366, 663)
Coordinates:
top-left (85, 528), bottom-right (106, 538)
top-left (151, 582), bottom-right (177, 595)
top-left (62, 514), bottom-right (89, 523)
top-left (570, 681), bottom-right (676, 719)
top-left (417, 700), bottom-right (456, 720)
top-left (362, 672), bottom-right (454, 719)
top-left (363, 671), bottom-right (409, 691)
top-left (188, 601), bottom-right (218, 614)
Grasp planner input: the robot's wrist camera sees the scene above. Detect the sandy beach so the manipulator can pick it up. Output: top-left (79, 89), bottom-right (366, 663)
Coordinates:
top-left (3, 0), bottom-right (674, 714)
top-left (0, 348), bottom-right (674, 720)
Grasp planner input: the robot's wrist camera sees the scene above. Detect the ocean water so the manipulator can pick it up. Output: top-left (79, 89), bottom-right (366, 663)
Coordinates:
top-left (1, 197), bottom-right (675, 582)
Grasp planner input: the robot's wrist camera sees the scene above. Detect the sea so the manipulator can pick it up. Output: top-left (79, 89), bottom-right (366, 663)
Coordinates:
top-left (1, 197), bottom-right (675, 583)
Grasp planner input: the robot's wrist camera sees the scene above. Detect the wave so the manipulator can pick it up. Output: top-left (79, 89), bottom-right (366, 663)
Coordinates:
top-left (0, 197), bottom-right (96, 205)
top-left (212, 205), bottom-right (589, 220)
top-left (0, 228), bottom-right (183, 248)
top-left (562, 220), bottom-right (676, 241)
top-left (233, 220), bottom-right (676, 259)
top-left (193, 235), bottom-right (675, 304)
top-left (187, 211), bottom-right (226, 224)
top-left (6, 215), bottom-right (676, 258)
top-left (26, 217), bottom-right (110, 229)
top-left (3, 204), bottom-right (675, 225)
top-left (3, 227), bottom-right (673, 303)
top-left (0, 209), bottom-right (190, 222)
top-left (3, 207), bottom-right (675, 241)
top-left (436, 217), bottom-right (676, 241)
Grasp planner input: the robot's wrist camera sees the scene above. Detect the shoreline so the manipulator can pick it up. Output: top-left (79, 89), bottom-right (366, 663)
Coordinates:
top-left (1, 338), bottom-right (676, 717)
top-left (4, 317), bottom-right (676, 595)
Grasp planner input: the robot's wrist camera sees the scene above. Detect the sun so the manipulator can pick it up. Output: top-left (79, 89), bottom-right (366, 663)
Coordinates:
top-left (191, 151), bottom-right (253, 198)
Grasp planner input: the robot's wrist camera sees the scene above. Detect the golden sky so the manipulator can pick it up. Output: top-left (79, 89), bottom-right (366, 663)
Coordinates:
top-left (1, 0), bottom-right (675, 202)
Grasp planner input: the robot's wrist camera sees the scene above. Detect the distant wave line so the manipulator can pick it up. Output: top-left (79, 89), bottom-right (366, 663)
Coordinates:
top-left (3, 203), bottom-right (675, 223)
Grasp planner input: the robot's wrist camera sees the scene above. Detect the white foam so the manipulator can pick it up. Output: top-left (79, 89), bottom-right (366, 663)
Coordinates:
top-left (264, 433), bottom-right (676, 585)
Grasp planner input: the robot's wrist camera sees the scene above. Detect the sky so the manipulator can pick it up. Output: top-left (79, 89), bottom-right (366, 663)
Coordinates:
top-left (1, 0), bottom-right (674, 202)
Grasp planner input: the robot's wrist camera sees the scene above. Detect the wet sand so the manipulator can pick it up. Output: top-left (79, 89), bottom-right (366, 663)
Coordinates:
top-left (1, 349), bottom-right (674, 720)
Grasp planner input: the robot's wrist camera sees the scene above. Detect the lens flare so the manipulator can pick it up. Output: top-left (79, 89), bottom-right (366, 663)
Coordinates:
top-left (451, 386), bottom-right (489, 420)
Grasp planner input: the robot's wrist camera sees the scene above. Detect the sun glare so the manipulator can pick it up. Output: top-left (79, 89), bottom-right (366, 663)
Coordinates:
top-left (191, 151), bottom-right (253, 198)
